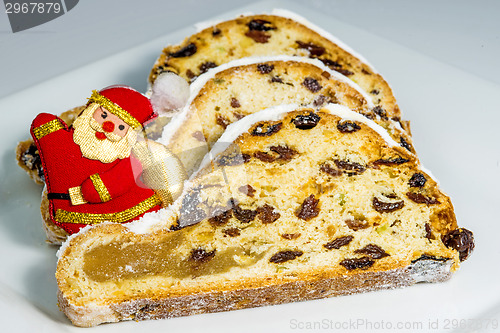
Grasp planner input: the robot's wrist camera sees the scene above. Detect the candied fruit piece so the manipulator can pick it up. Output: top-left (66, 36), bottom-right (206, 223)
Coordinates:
top-left (208, 208), bottom-right (232, 227)
top-left (212, 28), bottom-right (221, 36)
top-left (372, 157), bottom-right (409, 166)
top-left (425, 223), bottom-right (433, 239)
top-left (400, 137), bottom-right (413, 152)
top-left (373, 106), bottom-right (388, 119)
top-left (313, 94), bottom-right (329, 107)
top-left (319, 58), bottom-right (354, 76)
top-left (345, 218), bottom-right (369, 231)
top-left (230, 200), bottom-right (258, 223)
top-left (270, 76), bottom-right (283, 83)
top-left (216, 115), bottom-right (230, 129)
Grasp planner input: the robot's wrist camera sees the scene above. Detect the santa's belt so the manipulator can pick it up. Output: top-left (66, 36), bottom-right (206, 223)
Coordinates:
top-left (53, 194), bottom-right (161, 225)
top-left (48, 192), bottom-right (71, 200)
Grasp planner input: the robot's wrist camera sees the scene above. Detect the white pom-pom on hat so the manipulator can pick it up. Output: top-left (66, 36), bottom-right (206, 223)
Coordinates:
top-left (150, 72), bottom-right (190, 115)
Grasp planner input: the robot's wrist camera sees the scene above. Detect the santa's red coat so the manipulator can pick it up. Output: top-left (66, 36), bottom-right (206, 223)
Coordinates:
top-left (31, 113), bottom-right (161, 234)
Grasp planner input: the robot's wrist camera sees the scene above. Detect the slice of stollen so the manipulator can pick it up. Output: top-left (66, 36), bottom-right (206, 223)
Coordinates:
top-left (149, 10), bottom-right (403, 125)
top-left (56, 103), bottom-right (473, 327)
top-left (158, 56), bottom-right (413, 176)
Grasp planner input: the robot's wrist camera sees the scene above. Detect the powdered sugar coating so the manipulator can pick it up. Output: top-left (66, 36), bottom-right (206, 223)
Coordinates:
top-left (124, 181), bottom-right (191, 234)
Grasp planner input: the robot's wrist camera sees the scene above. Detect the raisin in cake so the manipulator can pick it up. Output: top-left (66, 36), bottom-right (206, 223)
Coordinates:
top-left (149, 10), bottom-right (403, 125)
top-left (56, 104), bottom-right (473, 327)
top-left (159, 56), bottom-right (413, 176)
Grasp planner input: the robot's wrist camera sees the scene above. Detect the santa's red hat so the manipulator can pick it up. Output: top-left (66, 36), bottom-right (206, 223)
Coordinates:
top-left (88, 86), bottom-right (156, 129)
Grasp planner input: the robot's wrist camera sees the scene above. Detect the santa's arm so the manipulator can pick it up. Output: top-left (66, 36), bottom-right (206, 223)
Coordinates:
top-left (75, 157), bottom-right (143, 204)
top-left (30, 113), bottom-right (69, 143)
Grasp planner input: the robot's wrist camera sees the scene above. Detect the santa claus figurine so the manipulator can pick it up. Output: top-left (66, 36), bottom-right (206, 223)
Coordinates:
top-left (31, 75), bottom-right (189, 236)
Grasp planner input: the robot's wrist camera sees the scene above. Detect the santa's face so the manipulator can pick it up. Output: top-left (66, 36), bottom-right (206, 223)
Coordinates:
top-left (73, 104), bottom-right (138, 163)
top-left (92, 107), bottom-right (130, 140)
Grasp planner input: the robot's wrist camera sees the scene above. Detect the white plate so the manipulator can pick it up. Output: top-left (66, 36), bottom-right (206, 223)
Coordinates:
top-left (0, 1), bottom-right (498, 332)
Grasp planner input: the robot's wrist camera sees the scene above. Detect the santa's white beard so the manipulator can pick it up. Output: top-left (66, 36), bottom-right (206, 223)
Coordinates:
top-left (73, 105), bottom-right (138, 163)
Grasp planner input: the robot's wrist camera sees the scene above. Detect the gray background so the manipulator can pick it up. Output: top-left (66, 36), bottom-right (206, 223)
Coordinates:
top-left (0, 0), bottom-right (499, 98)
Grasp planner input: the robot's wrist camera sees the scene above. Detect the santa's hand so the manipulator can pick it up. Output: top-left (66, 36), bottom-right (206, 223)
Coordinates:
top-left (68, 186), bottom-right (87, 206)
top-left (31, 113), bottom-right (69, 140)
